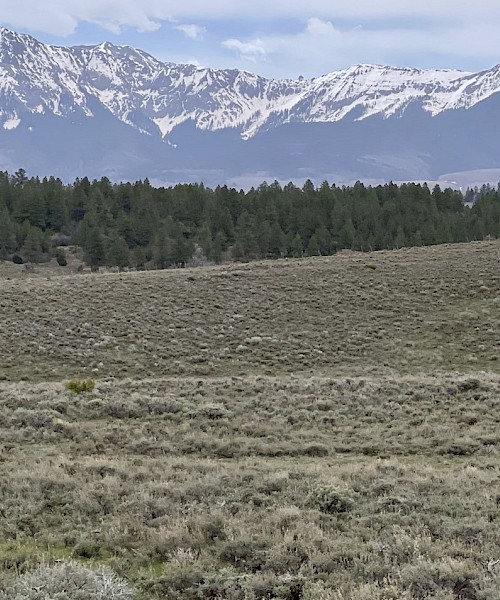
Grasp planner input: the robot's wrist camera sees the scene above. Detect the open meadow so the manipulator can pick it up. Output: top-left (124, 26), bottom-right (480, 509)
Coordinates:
top-left (0, 241), bottom-right (499, 599)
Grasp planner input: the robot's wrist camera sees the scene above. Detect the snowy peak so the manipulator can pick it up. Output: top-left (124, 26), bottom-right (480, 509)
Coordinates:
top-left (301, 64), bottom-right (469, 122)
top-left (0, 28), bottom-right (500, 141)
top-left (2, 28), bottom-right (500, 187)
top-left (0, 28), bottom-right (89, 122)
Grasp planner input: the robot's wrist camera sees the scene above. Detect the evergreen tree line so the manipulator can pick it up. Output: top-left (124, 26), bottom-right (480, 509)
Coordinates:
top-left (0, 169), bottom-right (499, 269)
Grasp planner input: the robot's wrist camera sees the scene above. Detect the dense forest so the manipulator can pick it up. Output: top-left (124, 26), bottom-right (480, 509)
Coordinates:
top-left (0, 169), bottom-right (499, 269)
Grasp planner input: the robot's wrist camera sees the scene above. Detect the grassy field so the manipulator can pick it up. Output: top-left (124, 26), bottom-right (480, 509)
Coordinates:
top-left (0, 241), bottom-right (499, 599)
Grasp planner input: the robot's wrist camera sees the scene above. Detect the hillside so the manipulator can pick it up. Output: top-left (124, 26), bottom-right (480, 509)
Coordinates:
top-left (0, 241), bottom-right (499, 599)
top-left (1, 241), bottom-right (499, 382)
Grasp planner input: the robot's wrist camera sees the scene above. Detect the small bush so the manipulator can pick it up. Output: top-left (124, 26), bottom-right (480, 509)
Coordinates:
top-left (144, 567), bottom-right (205, 599)
top-left (12, 254), bottom-right (23, 264)
top-left (303, 443), bottom-right (329, 457)
top-left (219, 540), bottom-right (268, 572)
top-left (198, 516), bottom-right (227, 542)
top-left (9, 408), bottom-right (55, 429)
top-left (307, 483), bottom-right (354, 514)
top-left (0, 561), bottom-right (135, 599)
top-left (66, 378), bottom-right (96, 394)
top-left (445, 441), bottom-right (480, 456)
top-left (457, 379), bottom-right (480, 392)
top-left (56, 250), bottom-right (68, 266)
top-left (199, 403), bottom-right (229, 420)
top-left (72, 538), bottom-right (105, 559)
top-left (399, 558), bottom-right (478, 600)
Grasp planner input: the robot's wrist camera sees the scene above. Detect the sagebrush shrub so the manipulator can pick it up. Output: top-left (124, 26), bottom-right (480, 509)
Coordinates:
top-left (0, 561), bottom-right (135, 599)
top-left (143, 567), bottom-right (205, 599)
top-left (66, 378), bottom-right (95, 393)
top-left (9, 407), bottom-right (55, 428)
top-left (307, 483), bottom-right (354, 514)
top-left (219, 539), bottom-right (268, 572)
top-left (56, 250), bottom-right (68, 266)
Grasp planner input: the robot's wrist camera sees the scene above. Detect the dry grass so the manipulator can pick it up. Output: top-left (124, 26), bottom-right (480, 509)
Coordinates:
top-left (0, 241), bottom-right (499, 599)
top-left (0, 241), bottom-right (499, 382)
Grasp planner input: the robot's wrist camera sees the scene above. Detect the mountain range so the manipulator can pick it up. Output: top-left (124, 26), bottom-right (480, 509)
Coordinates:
top-left (1, 27), bottom-right (500, 188)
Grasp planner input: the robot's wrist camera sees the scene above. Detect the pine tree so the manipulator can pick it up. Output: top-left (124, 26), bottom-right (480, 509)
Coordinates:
top-left (85, 227), bottom-right (106, 268)
top-left (197, 222), bottom-right (213, 260)
top-left (339, 216), bottom-right (355, 249)
top-left (258, 220), bottom-right (272, 257)
top-left (77, 213), bottom-right (106, 268)
top-left (211, 231), bottom-right (226, 264)
top-left (233, 211), bottom-right (260, 261)
top-left (0, 198), bottom-right (16, 258)
top-left (268, 221), bottom-right (286, 258)
top-left (12, 168), bottom-right (28, 186)
top-left (395, 226), bottom-right (407, 249)
top-left (314, 225), bottom-right (332, 255)
top-left (13, 185), bottom-right (46, 229)
top-left (170, 230), bottom-right (193, 267)
top-left (20, 226), bottom-right (44, 263)
top-left (44, 180), bottom-right (68, 231)
top-left (413, 230), bottom-right (423, 246)
top-left (306, 233), bottom-right (320, 256)
top-left (132, 246), bottom-right (147, 270)
top-left (106, 233), bottom-right (130, 270)
top-left (289, 232), bottom-right (304, 258)
top-left (152, 228), bottom-right (171, 269)
top-left (69, 186), bottom-right (88, 222)
top-left (128, 207), bottom-right (155, 247)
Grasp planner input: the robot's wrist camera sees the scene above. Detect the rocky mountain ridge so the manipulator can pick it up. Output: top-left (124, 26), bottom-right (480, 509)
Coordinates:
top-left (1, 28), bottom-right (500, 186)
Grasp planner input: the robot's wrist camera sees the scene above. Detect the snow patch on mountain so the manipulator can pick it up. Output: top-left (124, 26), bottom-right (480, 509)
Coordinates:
top-left (3, 116), bottom-right (20, 129)
top-left (1, 27), bottom-right (500, 147)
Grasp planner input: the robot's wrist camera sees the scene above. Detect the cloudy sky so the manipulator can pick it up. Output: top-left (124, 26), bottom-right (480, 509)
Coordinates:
top-left (1, 2), bottom-right (499, 79)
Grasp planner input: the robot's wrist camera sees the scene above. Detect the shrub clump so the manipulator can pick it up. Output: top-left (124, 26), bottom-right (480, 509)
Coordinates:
top-left (66, 378), bottom-right (96, 394)
top-left (55, 250), bottom-right (68, 266)
top-left (0, 561), bottom-right (135, 599)
top-left (143, 567), bottom-right (205, 599)
top-left (307, 482), bottom-right (355, 515)
top-left (219, 539), bottom-right (268, 572)
top-left (9, 408), bottom-right (55, 429)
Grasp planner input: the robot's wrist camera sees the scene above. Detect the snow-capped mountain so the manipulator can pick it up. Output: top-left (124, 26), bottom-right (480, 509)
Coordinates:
top-left (1, 27), bottom-right (500, 186)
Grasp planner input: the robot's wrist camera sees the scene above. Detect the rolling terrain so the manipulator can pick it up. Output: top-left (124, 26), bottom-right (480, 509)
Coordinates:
top-left (0, 241), bottom-right (499, 599)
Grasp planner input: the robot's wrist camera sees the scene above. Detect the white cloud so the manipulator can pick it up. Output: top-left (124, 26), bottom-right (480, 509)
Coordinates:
top-left (222, 38), bottom-right (266, 62)
top-left (215, 14), bottom-right (500, 78)
top-left (0, 1), bottom-right (166, 36)
top-left (175, 23), bottom-right (206, 40)
top-left (222, 19), bottom-right (354, 77)
top-left (3, 1), bottom-right (500, 78)
top-left (306, 17), bottom-right (336, 36)
top-left (4, 1), bottom-right (500, 36)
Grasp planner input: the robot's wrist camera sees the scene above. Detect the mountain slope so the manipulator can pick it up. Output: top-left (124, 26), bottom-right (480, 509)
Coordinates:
top-left (1, 28), bottom-right (500, 185)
